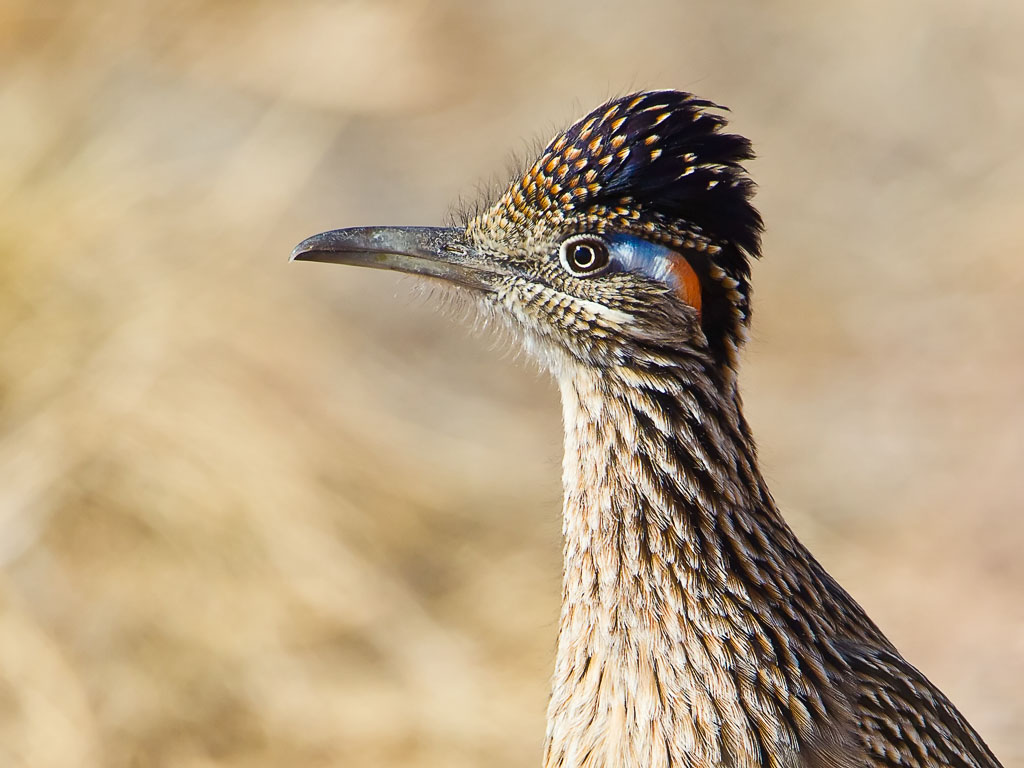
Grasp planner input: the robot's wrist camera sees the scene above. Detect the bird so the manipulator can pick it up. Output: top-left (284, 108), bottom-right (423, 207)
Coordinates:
top-left (291, 91), bottom-right (1003, 768)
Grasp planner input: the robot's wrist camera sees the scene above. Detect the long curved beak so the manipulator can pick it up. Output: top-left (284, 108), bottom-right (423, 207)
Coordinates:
top-left (291, 226), bottom-right (500, 292)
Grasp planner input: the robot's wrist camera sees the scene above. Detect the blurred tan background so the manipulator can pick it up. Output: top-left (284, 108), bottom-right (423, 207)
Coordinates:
top-left (1, 1), bottom-right (1022, 766)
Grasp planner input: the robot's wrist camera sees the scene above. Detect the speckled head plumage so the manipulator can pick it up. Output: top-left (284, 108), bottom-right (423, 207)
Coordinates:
top-left (476, 91), bottom-right (761, 256)
top-left (468, 90), bottom-right (763, 369)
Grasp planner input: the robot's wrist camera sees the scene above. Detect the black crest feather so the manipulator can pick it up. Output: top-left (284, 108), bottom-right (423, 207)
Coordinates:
top-left (548, 91), bottom-right (761, 260)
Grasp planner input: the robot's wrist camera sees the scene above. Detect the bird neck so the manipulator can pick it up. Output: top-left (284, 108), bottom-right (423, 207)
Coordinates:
top-left (543, 360), bottom-right (866, 768)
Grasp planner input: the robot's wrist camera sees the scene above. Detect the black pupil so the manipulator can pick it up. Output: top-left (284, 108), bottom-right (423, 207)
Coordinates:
top-left (572, 244), bottom-right (597, 269)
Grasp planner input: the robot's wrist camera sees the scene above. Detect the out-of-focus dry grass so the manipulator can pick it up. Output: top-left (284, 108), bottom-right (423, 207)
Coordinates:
top-left (0, 1), bottom-right (1022, 766)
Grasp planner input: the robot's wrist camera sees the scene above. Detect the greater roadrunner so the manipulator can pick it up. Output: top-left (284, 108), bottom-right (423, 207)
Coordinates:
top-left (292, 91), bottom-right (1003, 768)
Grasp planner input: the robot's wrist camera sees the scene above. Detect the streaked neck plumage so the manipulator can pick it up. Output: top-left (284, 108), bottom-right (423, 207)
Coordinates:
top-left (544, 356), bottom-right (870, 768)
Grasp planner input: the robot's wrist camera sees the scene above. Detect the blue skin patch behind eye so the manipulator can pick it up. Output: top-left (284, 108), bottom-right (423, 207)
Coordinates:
top-left (604, 234), bottom-right (680, 289)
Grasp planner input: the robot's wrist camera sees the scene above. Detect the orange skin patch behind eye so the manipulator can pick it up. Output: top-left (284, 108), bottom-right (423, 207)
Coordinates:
top-left (668, 254), bottom-right (702, 317)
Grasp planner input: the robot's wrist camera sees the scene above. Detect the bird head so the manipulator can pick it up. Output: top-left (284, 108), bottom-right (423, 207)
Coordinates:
top-left (293, 91), bottom-right (762, 381)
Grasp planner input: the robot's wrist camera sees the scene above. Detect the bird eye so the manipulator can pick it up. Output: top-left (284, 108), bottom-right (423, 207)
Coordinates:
top-left (559, 236), bottom-right (611, 277)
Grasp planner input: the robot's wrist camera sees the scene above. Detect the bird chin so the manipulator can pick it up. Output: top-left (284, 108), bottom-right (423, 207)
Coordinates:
top-left (406, 278), bottom-right (578, 377)
top-left (405, 278), bottom-right (522, 358)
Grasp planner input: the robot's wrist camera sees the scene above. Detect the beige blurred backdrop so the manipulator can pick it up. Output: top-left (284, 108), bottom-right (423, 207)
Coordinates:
top-left (1, 1), bottom-right (1023, 766)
